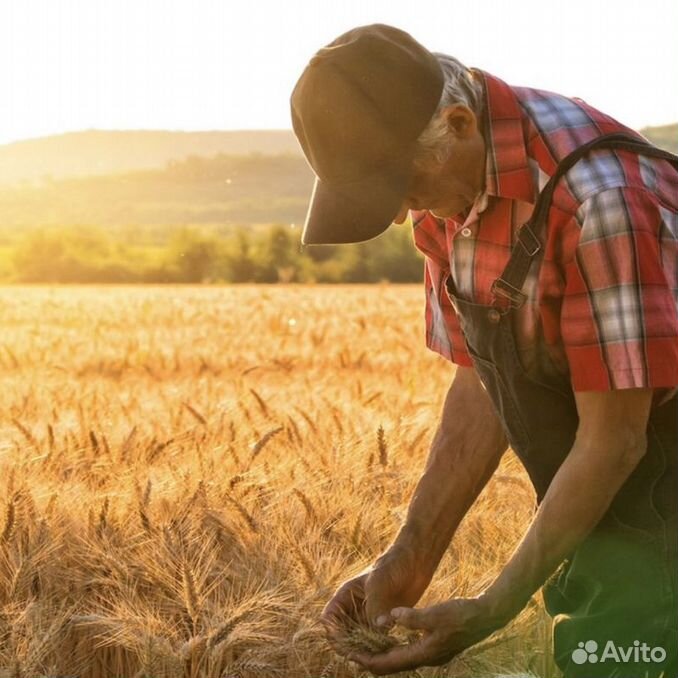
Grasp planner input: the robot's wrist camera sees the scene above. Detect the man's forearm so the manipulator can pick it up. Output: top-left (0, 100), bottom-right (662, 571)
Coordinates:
top-left (481, 425), bottom-right (649, 623)
top-left (390, 367), bottom-right (508, 578)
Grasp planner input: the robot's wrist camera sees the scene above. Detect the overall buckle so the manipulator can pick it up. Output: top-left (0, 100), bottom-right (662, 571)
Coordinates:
top-left (491, 278), bottom-right (527, 309)
top-left (517, 223), bottom-right (541, 256)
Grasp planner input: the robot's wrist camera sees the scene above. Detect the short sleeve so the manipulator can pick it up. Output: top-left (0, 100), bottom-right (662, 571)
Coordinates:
top-left (423, 254), bottom-right (473, 367)
top-left (561, 186), bottom-right (678, 391)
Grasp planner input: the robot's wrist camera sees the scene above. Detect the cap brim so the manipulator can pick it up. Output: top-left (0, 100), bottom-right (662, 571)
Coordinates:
top-left (300, 166), bottom-right (410, 245)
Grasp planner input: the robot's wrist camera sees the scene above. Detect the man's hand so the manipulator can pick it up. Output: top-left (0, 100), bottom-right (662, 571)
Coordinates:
top-left (348, 596), bottom-right (504, 675)
top-left (320, 544), bottom-right (431, 651)
top-left (322, 365), bottom-right (507, 659)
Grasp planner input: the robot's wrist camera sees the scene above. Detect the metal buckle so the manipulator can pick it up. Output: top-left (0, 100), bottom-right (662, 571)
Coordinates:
top-left (517, 224), bottom-right (541, 256)
top-left (491, 278), bottom-right (527, 309)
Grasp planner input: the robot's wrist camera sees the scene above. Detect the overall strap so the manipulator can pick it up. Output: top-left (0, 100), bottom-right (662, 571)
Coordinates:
top-left (490, 132), bottom-right (678, 310)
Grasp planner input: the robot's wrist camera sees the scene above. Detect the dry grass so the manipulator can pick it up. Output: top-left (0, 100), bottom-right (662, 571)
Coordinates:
top-left (0, 284), bottom-right (557, 678)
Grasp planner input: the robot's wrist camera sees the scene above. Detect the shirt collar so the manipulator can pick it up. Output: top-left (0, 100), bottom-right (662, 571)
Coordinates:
top-left (472, 68), bottom-right (535, 206)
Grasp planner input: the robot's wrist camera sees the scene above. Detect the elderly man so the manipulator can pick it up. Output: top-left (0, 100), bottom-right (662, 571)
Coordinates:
top-left (289, 23), bottom-right (678, 678)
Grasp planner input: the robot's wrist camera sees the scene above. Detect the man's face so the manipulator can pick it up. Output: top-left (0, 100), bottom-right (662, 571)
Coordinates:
top-left (392, 104), bottom-right (486, 225)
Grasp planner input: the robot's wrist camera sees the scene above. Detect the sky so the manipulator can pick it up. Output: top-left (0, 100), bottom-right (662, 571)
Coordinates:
top-left (0, 0), bottom-right (676, 146)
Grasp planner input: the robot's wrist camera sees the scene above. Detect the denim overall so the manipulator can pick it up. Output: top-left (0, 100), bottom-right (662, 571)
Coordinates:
top-left (444, 134), bottom-right (678, 678)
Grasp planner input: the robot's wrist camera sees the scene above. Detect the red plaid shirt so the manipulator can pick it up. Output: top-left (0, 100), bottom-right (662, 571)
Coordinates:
top-left (412, 70), bottom-right (678, 406)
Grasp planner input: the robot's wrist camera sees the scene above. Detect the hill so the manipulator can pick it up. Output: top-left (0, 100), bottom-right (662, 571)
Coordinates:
top-left (0, 124), bottom-right (673, 189)
top-left (0, 124), bottom-right (674, 231)
top-left (0, 129), bottom-right (302, 186)
top-left (0, 153), bottom-right (315, 229)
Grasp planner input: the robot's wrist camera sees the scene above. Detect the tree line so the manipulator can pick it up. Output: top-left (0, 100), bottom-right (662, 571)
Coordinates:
top-left (7, 222), bottom-right (425, 283)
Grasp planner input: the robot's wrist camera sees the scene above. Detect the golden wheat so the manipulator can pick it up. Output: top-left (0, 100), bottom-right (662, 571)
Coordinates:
top-left (0, 284), bottom-right (555, 678)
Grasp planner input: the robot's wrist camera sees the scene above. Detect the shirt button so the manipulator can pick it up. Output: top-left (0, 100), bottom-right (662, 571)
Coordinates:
top-left (487, 309), bottom-right (501, 323)
top-left (460, 227), bottom-right (472, 237)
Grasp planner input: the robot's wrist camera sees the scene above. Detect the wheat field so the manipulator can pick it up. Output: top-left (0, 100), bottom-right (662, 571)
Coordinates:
top-left (0, 284), bottom-right (556, 678)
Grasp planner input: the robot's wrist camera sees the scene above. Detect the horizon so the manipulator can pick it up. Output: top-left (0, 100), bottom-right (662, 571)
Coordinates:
top-left (2, 120), bottom-right (676, 150)
top-left (0, 127), bottom-right (299, 147)
top-left (1, 0), bottom-right (677, 146)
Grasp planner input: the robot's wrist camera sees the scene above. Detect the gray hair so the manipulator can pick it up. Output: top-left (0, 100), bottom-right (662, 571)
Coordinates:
top-left (412, 53), bottom-right (484, 170)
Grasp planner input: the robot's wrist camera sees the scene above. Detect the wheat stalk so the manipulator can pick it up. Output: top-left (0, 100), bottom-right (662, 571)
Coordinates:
top-left (205, 608), bottom-right (253, 649)
top-left (1, 492), bottom-right (19, 543)
top-left (11, 419), bottom-right (40, 453)
top-left (329, 618), bottom-right (399, 655)
top-left (294, 407), bottom-right (318, 434)
top-left (224, 494), bottom-right (258, 533)
top-left (289, 538), bottom-right (316, 585)
top-left (89, 430), bottom-right (100, 454)
top-left (350, 514), bottom-right (362, 551)
top-left (292, 488), bottom-right (318, 524)
top-left (250, 426), bottom-right (284, 461)
top-left (249, 388), bottom-right (271, 417)
top-left (377, 424), bottom-right (388, 467)
top-left (181, 559), bottom-right (200, 632)
top-left (182, 401), bottom-right (207, 426)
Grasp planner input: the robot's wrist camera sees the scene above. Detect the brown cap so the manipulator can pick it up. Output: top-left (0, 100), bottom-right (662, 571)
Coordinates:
top-left (290, 24), bottom-right (443, 245)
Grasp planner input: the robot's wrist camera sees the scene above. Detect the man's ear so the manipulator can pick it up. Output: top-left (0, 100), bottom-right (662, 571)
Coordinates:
top-left (440, 104), bottom-right (478, 140)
